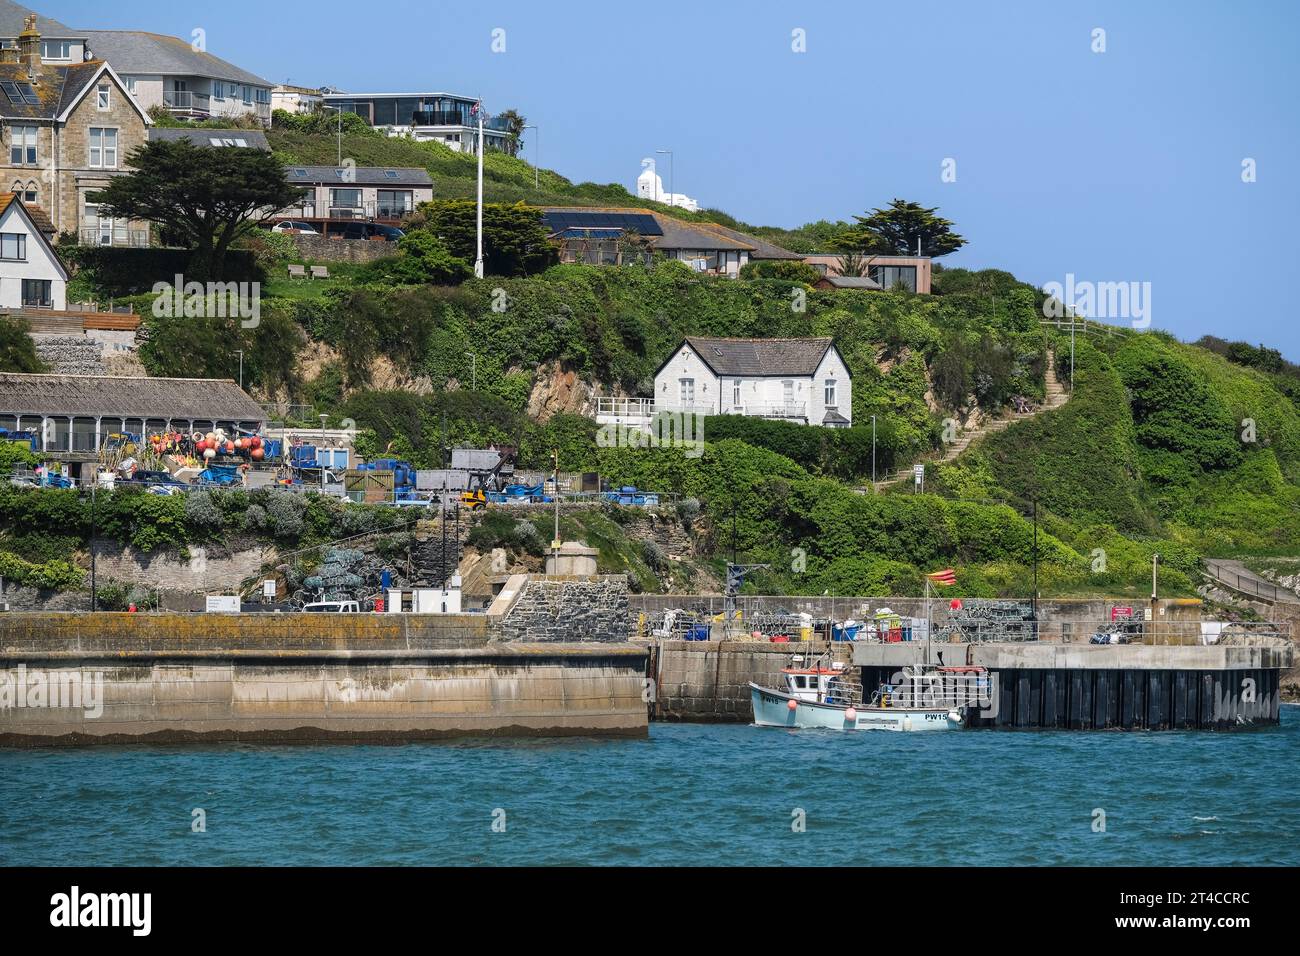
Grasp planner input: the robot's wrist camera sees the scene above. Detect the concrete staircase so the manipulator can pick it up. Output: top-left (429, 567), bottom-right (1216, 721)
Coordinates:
top-left (875, 351), bottom-right (1069, 489)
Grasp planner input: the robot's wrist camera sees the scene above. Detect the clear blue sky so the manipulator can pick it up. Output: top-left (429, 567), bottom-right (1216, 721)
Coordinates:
top-left (48, 0), bottom-right (1300, 357)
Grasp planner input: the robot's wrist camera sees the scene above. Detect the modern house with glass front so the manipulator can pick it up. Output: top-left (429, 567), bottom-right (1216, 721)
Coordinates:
top-left (321, 91), bottom-right (512, 152)
top-left (271, 166), bottom-right (433, 231)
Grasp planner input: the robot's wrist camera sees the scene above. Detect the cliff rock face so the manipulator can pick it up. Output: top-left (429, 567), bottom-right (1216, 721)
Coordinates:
top-left (527, 362), bottom-right (592, 422)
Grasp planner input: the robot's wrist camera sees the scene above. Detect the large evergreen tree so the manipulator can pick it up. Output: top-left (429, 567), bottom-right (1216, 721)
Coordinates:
top-left (833, 199), bottom-right (967, 258)
top-left (88, 139), bottom-right (304, 280)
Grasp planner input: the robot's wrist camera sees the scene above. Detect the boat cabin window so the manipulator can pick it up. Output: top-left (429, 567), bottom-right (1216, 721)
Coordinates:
top-left (795, 675), bottom-right (807, 688)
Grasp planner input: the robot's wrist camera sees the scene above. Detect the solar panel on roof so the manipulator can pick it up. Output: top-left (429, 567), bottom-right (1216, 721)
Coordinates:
top-left (0, 80), bottom-right (20, 104)
top-left (540, 210), bottom-right (663, 237)
top-left (17, 82), bottom-right (38, 105)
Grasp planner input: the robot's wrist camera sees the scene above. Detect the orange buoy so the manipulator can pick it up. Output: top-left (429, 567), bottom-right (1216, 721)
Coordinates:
top-left (787, 699), bottom-right (798, 711)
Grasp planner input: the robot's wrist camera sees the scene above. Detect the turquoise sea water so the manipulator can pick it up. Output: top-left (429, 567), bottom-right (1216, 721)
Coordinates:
top-left (2, 708), bottom-right (1298, 866)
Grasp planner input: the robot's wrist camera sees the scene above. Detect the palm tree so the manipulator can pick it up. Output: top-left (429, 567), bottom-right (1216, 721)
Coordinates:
top-left (495, 108), bottom-right (527, 157)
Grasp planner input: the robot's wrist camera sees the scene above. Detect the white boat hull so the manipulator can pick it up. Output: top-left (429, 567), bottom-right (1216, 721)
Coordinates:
top-left (749, 683), bottom-right (962, 732)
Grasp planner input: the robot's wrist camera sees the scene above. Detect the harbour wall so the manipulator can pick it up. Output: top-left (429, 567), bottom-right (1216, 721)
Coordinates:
top-left (648, 640), bottom-right (834, 722)
top-left (649, 638), bottom-right (1292, 728)
top-left (857, 642), bottom-right (1290, 730)
top-left (0, 599), bottom-right (648, 746)
top-left (630, 595), bottom-right (1207, 642)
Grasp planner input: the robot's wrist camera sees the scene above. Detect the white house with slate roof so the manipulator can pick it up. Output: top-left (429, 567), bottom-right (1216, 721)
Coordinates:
top-left (651, 336), bottom-right (852, 427)
top-left (80, 29), bottom-right (272, 125)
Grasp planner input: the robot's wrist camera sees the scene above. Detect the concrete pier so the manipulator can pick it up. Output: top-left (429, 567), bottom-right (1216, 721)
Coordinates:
top-left (854, 642), bottom-right (1293, 730)
top-left (645, 638), bottom-right (1292, 729)
top-left (0, 602), bottom-right (649, 746)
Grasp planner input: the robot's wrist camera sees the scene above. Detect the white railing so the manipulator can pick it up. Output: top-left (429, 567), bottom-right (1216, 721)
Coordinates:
top-left (596, 397), bottom-right (655, 418)
top-left (163, 90), bottom-right (211, 112)
top-left (80, 227), bottom-right (150, 248)
top-left (741, 403), bottom-right (807, 419)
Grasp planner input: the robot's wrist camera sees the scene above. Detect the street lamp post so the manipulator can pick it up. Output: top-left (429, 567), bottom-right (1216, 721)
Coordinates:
top-left (319, 414), bottom-right (328, 492)
top-left (656, 149), bottom-right (673, 208)
top-left (871, 414), bottom-right (877, 485)
top-left (90, 482), bottom-right (97, 611)
top-left (320, 104), bottom-right (343, 166)
top-left (235, 349), bottom-right (244, 391)
top-left (473, 99), bottom-right (485, 279)
top-left (523, 124), bottom-right (539, 190)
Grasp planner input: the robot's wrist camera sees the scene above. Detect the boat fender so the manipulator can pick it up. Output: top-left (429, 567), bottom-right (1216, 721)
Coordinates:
top-left (845, 707), bottom-right (857, 722)
top-left (948, 709), bottom-right (963, 724)
top-left (787, 699), bottom-right (798, 711)
top-left (903, 716), bottom-right (912, 731)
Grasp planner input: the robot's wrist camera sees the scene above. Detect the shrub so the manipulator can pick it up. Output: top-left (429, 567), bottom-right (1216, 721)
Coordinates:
top-left (266, 493), bottom-right (307, 539)
top-left (642, 539), bottom-right (666, 570)
top-left (184, 490), bottom-right (225, 533)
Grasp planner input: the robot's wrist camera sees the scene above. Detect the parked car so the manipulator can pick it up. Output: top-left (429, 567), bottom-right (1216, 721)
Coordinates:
top-left (129, 470), bottom-right (186, 488)
top-left (302, 601), bottom-right (361, 613)
top-left (271, 221), bottom-right (319, 235)
top-left (8, 475), bottom-right (37, 488)
top-left (329, 221), bottom-right (402, 242)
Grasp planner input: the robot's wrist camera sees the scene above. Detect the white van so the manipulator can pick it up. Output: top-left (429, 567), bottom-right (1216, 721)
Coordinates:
top-left (302, 601), bottom-right (361, 613)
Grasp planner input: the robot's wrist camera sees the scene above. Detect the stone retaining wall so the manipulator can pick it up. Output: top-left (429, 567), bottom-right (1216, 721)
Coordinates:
top-left (288, 235), bottom-right (395, 264)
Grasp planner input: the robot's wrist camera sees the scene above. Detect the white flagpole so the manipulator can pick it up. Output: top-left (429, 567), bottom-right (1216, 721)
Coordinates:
top-left (474, 102), bottom-right (484, 279)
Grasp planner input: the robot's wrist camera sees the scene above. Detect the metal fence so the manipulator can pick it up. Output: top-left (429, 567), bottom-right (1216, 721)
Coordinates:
top-left (1202, 560), bottom-right (1291, 604)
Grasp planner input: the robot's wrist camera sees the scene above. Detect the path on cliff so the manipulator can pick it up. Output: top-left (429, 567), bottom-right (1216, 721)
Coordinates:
top-left (872, 350), bottom-right (1069, 490)
top-left (1202, 559), bottom-right (1300, 605)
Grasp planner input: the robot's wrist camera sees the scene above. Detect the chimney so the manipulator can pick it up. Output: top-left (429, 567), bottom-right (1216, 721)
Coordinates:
top-left (17, 13), bottom-right (40, 74)
top-left (0, 46), bottom-right (19, 66)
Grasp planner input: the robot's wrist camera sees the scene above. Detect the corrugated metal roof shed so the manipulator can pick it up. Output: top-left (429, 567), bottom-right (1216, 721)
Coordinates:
top-left (0, 373), bottom-right (266, 421)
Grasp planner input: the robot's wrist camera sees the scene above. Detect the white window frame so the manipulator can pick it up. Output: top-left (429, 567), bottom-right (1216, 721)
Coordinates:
top-left (88, 127), bottom-right (119, 169)
top-left (41, 40), bottom-right (71, 61)
top-left (679, 378), bottom-right (695, 407)
top-left (0, 232), bottom-right (28, 261)
top-left (10, 125), bottom-right (37, 165)
top-left (824, 379), bottom-right (837, 408)
top-left (97, 83), bottom-right (111, 110)
top-left (732, 379), bottom-right (742, 408)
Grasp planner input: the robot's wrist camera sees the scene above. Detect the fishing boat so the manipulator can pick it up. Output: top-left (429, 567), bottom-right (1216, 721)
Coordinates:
top-left (749, 655), bottom-right (982, 732)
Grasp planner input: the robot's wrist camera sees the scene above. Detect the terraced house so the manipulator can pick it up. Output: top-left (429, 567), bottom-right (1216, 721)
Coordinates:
top-left (0, 13), bottom-right (150, 243)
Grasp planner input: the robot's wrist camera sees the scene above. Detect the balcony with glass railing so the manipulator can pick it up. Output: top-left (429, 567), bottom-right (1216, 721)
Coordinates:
top-left (162, 90), bottom-right (212, 114)
top-left (276, 200), bottom-right (414, 221)
top-left (80, 226), bottom-right (150, 248)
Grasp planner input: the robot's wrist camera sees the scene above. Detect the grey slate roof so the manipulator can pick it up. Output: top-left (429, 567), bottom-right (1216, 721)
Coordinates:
top-left (818, 275), bottom-right (883, 289)
top-left (652, 214), bottom-right (753, 251)
top-left (0, 59), bottom-right (103, 120)
top-left (0, 374), bottom-right (266, 421)
top-left (822, 409), bottom-right (851, 425)
top-left (0, 1), bottom-right (77, 37)
top-left (81, 30), bottom-right (271, 87)
top-left (697, 222), bottom-right (802, 259)
top-left (148, 127), bottom-right (270, 150)
top-left (286, 165), bottom-right (432, 187)
top-left (681, 337), bottom-right (836, 377)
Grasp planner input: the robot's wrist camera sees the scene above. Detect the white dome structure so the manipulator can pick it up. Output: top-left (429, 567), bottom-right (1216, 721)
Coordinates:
top-left (636, 159), bottom-right (699, 212)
